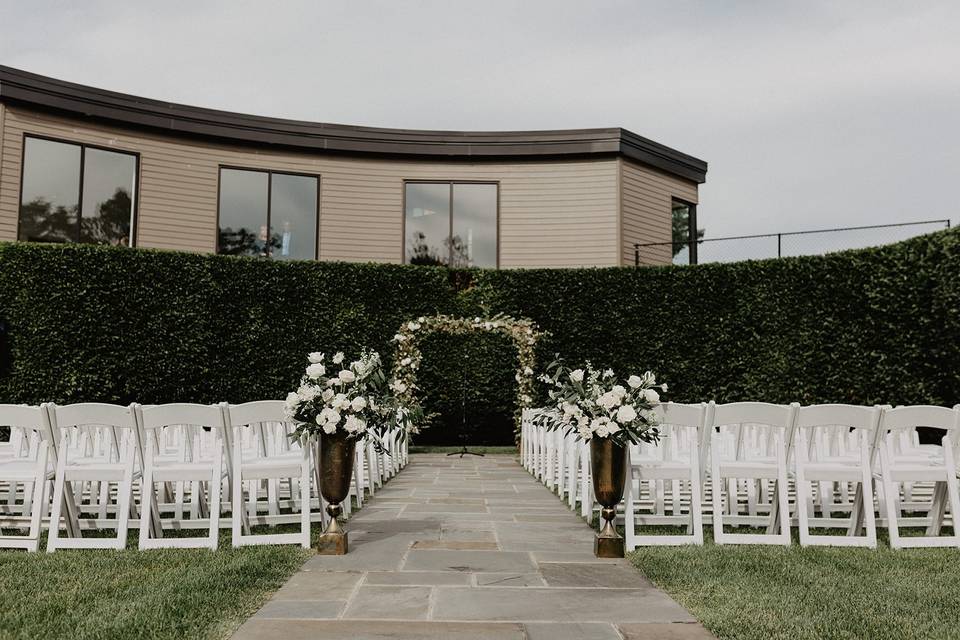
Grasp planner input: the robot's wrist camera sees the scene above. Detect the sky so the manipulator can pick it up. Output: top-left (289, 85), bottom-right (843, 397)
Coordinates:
top-left (2, 0), bottom-right (957, 246)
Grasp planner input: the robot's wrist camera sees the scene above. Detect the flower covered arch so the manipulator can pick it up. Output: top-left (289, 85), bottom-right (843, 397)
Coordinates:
top-left (389, 314), bottom-right (545, 436)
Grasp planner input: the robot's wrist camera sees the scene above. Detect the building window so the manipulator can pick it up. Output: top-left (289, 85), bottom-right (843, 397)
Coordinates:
top-left (671, 199), bottom-right (699, 265)
top-left (217, 168), bottom-right (319, 260)
top-left (18, 136), bottom-right (137, 246)
top-left (404, 182), bottom-right (497, 268)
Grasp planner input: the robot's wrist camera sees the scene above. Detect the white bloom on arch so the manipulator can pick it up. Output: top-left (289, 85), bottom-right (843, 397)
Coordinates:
top-left (643, 388), bottom-right (660, 405)
top-left (308, 352), bottom-right (324, 364)
top-left (523, 366), bottom-right (534, 376)
top-left (616, 405), bottom-right (637, 424)
top-left (401, 357), bottom-right (412, 367)
top-left (407, 321), bottom-right (421, 331)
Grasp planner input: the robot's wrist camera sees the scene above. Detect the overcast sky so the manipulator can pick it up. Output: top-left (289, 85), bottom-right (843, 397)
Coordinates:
top-left (2, 0), bottom-right (957, 246)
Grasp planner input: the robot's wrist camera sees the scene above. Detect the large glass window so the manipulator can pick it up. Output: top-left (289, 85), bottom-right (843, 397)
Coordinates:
top-left (217, 168), bottom-right (318, 260)
top-left (404, 182), bottom-right (497, 268)
top-left (671, 199), bottom-right (700, 265)
top-left (18, 136), bottom-right (137, 246)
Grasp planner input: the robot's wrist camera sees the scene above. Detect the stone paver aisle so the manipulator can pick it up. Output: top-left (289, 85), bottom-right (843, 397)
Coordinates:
top-left (232, 454), bottom-right (713, 640)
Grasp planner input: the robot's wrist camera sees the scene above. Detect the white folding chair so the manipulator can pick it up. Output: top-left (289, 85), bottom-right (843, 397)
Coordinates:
top-left (46, 403), bottom-right (137, 551)
top-left (136, 403), bottom-right (225, 550)
top-left (625, 402), bottom-right (705, 548)
top-left (0, 405), bottom-right (54, 552)
top-left (793, 404), bottom-right (879, 548)
top-left (709, 401), bottom-right (797, 545)
top-left (221, 401), bottom-right (311, 548)
top-left (878, 405), bottom-right (960, 549)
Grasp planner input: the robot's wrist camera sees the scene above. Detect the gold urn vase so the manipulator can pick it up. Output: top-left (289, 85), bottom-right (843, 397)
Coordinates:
top-left (590, 437), bottom-right (628, 558)
top-left (316, 431), bottom-right (357, 555)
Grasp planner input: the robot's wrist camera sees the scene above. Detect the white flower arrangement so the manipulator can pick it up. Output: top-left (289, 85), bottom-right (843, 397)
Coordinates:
top-left (389, 313), bottom-right (545, 437)
top-left (534, 358), bottom-right (664, 445)
top-left (286, 350), bottom-right (418, 446)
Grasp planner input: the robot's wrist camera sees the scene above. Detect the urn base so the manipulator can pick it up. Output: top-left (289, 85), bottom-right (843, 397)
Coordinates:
top-left (316, 530), bottom-right (349, 555)
top-left (594, 534), bottom-right (625, 558)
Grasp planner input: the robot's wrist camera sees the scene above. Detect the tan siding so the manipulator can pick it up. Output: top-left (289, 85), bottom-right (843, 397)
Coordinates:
top-left (0, 106), bottom-right (622, 266)
top-left (620, 158), bottom-right (699, 266)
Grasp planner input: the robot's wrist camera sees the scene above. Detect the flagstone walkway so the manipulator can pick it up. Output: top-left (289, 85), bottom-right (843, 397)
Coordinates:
top-left (232, 454), bottom-right (713, 640)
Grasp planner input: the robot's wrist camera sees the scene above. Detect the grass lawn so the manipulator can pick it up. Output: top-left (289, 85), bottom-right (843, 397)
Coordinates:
top-left (0, 533), bottom-right (310, 640)
top-left (630, 534), bottom-right (960, 640)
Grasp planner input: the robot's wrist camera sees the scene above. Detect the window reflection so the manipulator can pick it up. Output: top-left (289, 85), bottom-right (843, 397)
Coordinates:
top-left (18, 137), bottom-right (137, 246)
top-left (80, 148), bottom-right (136, 246)
top-left (271, 173), bottom-right (318, 261)
top-left (404, 182), bottom-right (497, 268)
top-left (217, 168), bottom-right (318, 260)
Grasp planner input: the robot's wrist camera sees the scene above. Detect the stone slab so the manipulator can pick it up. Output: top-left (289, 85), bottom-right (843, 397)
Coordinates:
top-left (433, 587), bottom-right (695, 623)
top-left (617, 623), bottom-right (717, 639)
top-left (233, 620), bottom-right (527, 640)
top-left (252, 599), bottom-right (345, 619)
top-left (342, 585), bottom-right (432, 620)
top-left (271, 570), bottom-right (362, 600)
top-left (525, 622), bottom-right (623, 640)
top-left (412, 540), bottom-right (499, 551)
top-left (402, 550), bottom-right (537, 573)
top-left (474, 572), bottom-right (546, 587)
top-left (365, 571), bottom-right (473, 586)
top-left (539, 562), bottom-right (655, 588)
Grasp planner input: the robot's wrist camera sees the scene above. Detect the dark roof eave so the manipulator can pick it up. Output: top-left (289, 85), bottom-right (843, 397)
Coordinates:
top-left (0, 65), bottom-right (707, 183)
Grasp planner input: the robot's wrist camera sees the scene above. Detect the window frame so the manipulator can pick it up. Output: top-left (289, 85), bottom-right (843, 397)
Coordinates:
top-left (671, 197), bottom-right (699, 265)
top-left (402, 179), bottom-right (500, 268)
top-left (17, 133), bottom-right (141, 246)
top-left (215, 165), bottom-right (321, 260)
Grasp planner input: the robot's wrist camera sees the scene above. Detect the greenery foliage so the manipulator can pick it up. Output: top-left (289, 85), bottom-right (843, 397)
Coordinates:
top-left (0, 229), bottom-right (957, 444)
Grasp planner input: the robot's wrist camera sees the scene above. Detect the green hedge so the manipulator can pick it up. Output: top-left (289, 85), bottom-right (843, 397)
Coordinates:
top-left (0, 229), bottom-right (957, 445)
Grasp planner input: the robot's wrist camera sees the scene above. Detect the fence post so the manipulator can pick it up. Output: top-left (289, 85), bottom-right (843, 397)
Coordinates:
top-left (634, 246), bottom-right (640, 267)
top-left (777, 234), bottom-right (782, 258)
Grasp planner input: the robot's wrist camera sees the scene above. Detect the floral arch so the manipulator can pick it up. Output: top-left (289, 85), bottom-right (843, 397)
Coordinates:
top-left (389, 314), bottom-right (545, 437)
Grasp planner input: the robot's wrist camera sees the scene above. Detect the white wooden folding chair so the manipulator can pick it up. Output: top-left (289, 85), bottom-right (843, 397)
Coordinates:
top-left (136, 403), bottom-right (225, 550)
top-left (709, 401), bottom-right (797, 545)
top-left (0, 405), bottom-right (54, 552)
top-left (877, 405), bottom-right (960, 549)
top-left (793, 404), bottom-right (879, 548)
top-left (46, 403), bottom-right (137, 551)
top-left (221, 401), bottom-right (311, 548)
top-left (625, 402), bottom-right (705, 548)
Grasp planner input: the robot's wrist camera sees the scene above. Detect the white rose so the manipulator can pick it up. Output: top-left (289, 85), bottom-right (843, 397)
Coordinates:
top-left (627, 375), bottom-right (643, 389)
top-left (350, 396), bottom-right (367, 412)
top-left (661, 383), bottom-right (668, 392)
top-left (570, 369), bottom-right (584, 383)
top-left (616, 405), bottom-right (637, 423)
top-left (643, 389), bottom-right (660, 405)
top-left (392, 380), bottom-right (407, 393)
top-left (401, 357), bottom-right (412, 367)
top-left (320, 408), bottom-right (341, 426)
top-left (322, 423), bottom-right (337, 435)
top-left (285, 391), bottom-right (299, 407)
top-left (306, 363), bottom-right (326, 379)
top-left (344, 415), bottom-right (366, 433)
top-left (394, 334), bottom-right (406, 342)
top-left (407, 321), bottom-right (420, 331)
top-left (612, 385), bottom-right (626, 398)
top-left (308, 352), bottom-right (324, 364)
top-left (339, 370), bottom-right (356, 383)
top-left (331, 352), bottom-right (345, 364)
top-left (321, 388), bottom-right (335, 402)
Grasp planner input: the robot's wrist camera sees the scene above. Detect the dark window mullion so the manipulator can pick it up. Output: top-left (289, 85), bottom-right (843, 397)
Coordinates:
top-left (76, 145), bottom-right (86, 243)
top-left (265, 170), bottom-right (272, 258)
top-left (448, 182), bottom-right (454, 266)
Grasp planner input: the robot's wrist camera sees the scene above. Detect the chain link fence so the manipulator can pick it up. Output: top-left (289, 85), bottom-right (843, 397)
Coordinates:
top-left (635, 219), bottom-right (952, 266)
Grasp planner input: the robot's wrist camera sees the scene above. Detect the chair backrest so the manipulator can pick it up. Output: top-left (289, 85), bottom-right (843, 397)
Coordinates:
top-left (655, 402), bottom-right (706, 461)
top-left (221, 400), bottom-right (286, 427)
top-left (0, 404), bottom-right (54, 457)
top-left (47, 403), bottom-right (136, 461)
top-left (879, 405), bottom-right (959, 434)
top-left (711, 402), bottom-right (797, 430)
top-left (137, 403), bottom-right (223, 432)
top-left (796, 404), bottom-right (881, 461)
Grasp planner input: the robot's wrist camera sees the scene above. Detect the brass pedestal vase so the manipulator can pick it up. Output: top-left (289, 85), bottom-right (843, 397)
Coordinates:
top-left (590, 437), bottom-right (628, 558)
top-left (316, 431), bottom-right (358, 555)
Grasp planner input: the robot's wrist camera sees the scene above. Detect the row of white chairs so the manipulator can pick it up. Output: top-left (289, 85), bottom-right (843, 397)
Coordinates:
top-left (521, 402), bottom-right (960, 549)
top-left (0, 401), bottom-right (407, 552)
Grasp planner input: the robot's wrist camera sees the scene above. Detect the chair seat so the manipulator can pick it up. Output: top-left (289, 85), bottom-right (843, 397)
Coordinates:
top-left (0, 460), bottom-right (52, 480)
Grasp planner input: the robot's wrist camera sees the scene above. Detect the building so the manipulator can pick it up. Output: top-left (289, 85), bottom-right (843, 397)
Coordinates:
top-left (0, 66), bottom-right (707, 268)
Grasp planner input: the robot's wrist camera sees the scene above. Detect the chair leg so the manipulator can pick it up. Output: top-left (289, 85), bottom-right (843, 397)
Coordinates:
top-left (46, 447), bottom-right (69, 553)
top-left (711, 434), bottom-right (724, 544)
top-left (115, 453), bottom-right (135, 550)
top-left (879, 444), bottom-right (901, 549)
top-left (776, 435), bottom-right (791, 545)
top-left (300, 455), bottom-right (311, 549)
top-left (690, 443), bottom-right (704, 545)
top-left (139, 450), bottom-right (156, 550)
top-left (942, 440), bottom-right (960, 549)
top-left (208, 453), bottom-right (222, 551)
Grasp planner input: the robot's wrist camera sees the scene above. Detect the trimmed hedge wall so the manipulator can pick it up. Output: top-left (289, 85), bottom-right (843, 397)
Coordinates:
top-left (0, 229), bottom-right (957, 444)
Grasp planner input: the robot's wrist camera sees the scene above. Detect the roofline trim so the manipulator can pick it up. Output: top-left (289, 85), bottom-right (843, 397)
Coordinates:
top-left (0, 65), bottom-right (707, 183)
